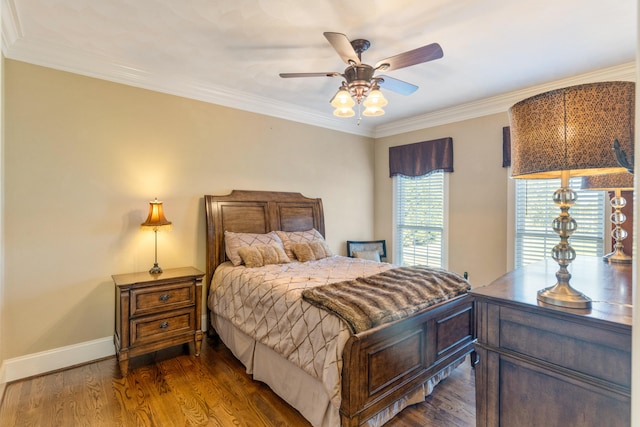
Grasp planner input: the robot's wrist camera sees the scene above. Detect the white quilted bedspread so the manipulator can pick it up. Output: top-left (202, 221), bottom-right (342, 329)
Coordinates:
top-left (208, 255), bottom-right (395, 407)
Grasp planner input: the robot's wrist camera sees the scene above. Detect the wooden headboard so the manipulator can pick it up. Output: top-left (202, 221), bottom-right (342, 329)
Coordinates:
top-left (204, 190), bottom-right (325, 286)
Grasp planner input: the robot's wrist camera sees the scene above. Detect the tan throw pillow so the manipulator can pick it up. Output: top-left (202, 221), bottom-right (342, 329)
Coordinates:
top-left (291, 242), bottom-right (315, 262)
top-left (309, 241), bottom-right (332, 259)
top-left (238, 244), bottom-right (291, 268)
top-left (258, 244), bottom-right (290, 265)
top-left (291, 241), bottom-right (332, 262)
top-left (237, 246), bottom-right (263, 268)
top-left (224, 231), bottom-right (284, 266)
top-left (257, 245), bottom-right (279, 265)
top-left (276, 229), bottom-right (326, 260)
top-left (353, 250), bottom-right (381, 262)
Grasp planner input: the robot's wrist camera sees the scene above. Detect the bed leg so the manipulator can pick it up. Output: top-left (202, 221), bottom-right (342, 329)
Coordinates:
top-left (340, 414), bottom-right (359, 427)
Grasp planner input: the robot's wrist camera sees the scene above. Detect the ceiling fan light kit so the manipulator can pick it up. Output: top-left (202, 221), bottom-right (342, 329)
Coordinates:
top-left (280, 32), bottom-right (443, 121)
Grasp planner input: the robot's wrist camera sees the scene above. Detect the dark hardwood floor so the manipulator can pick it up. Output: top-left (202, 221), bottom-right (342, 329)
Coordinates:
top-left (0, 337), bottom-right (475, 426)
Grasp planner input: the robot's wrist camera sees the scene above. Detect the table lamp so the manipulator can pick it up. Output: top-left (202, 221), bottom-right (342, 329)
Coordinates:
top-left (581, 172), bottom-right (634, 264)
top-left (509, 81), bottom-right (635, 309)
top-left (141, 198), bottom-right (172, 274)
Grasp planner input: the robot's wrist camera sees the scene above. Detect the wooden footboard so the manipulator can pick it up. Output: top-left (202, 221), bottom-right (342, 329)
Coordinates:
top-left (340, 293), bottom-right (475, 426)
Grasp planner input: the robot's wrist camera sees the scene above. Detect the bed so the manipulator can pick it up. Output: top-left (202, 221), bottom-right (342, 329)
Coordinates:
top-left (204, 190), bottom-right (476, 427)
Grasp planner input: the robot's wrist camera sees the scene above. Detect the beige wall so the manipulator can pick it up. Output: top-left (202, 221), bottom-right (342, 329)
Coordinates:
top-left (374, 114), bottom-right (510, 287)
top-left (3, 59), bottom-right (374, 359)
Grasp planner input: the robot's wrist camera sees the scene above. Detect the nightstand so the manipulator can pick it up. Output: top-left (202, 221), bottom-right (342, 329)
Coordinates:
top-left (113, 266), bottom-right (204, 376)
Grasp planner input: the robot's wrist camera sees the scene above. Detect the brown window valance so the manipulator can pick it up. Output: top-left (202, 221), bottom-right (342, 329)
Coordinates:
top-left (503, 126), bottom-right (511, 167)
top-left (389, 137), bottom-right (453, 177)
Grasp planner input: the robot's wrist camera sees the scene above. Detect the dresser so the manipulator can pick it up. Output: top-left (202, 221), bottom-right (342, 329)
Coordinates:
top-left (113, 267), bottom-right (204, 376)
top-left (471, 257), bottom-right (632, 427)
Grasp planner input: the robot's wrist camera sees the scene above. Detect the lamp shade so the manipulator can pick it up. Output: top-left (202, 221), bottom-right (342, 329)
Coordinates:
top-left (333, 107), bottom-right (355, 117)
top-left (330, 89), bottom-right (355, 108)
top-left (362, 106), bottom-right (385, 116)
top-left (509, 81), bottom-right (635, 179)
top-left (363, 89), bottom-right (388, 108)
top-left (581, 172), bottom-right (635, 191)
top-left (141, 198), bottom-right (172, 230)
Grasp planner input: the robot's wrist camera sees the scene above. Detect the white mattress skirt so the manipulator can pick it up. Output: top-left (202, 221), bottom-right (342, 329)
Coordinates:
top-left (212, 314), bottom-right (464, 427)
top-left (213, 314), bottom-right (338, 427)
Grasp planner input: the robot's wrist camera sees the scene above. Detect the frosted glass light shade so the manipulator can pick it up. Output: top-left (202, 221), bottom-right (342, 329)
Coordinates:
top-left (362, 106), bottom-right (385, 116)
top-left (333, 107), bottom-right (355, 117)
top-left (363, 89), bottom-right (388, 107)
top-left (330, 89), bottom-right (355, 108)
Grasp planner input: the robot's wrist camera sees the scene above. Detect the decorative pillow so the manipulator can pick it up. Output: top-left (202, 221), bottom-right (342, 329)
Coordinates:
top-left (237, 244), bottom-right (291, 268)
top-left (237, 246), bottom-right (263, 268)
top-left (353, 250), bottom-right (381, 262)
top-left (291, 240), bottom-right (333, 262)
top-left (291, 242), bottom-right (315, 262)
top-left (276, 228), bottom-right (326, 260)
top-left (224, 230), bottom-right (284, 266)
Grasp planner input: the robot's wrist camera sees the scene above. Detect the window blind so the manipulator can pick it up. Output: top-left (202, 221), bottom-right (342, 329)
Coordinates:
top-left (514, 177), bottom-right (606, 268)
top-left (394, 172), bottom-right (444, 267)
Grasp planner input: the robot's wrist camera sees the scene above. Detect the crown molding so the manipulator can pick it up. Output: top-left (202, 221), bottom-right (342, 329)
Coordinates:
top-left (2, 5), bottom-right (634, 140)
top-left (373, 62), bottom-right (637, 138)
top-left (3, 43), bottom-right (376, 138)
top-left (1, 12), bottom-right (374, 138)
top-left (1, 0), bottom-right (21, 51)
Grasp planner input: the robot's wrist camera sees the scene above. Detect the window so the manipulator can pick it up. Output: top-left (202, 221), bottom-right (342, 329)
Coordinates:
top-left (394, 171), bottom-right (445, 267)
top-left (514, 177), bottom-right (606, 268)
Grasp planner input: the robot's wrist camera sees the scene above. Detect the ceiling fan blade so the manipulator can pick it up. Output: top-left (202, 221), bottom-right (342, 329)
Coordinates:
top-left (324, 32), bottom-right (360, 65)
top-left (279, 72), bottom-right (342, 78)
top-left (377, 75), bottom-right (418, 95)
top-left (375, 43), bottom-right (443, 72)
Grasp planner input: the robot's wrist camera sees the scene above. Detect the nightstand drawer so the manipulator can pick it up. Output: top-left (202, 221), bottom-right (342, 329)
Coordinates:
top-left (130, 281), bottom-right (195, 316)
top-left (130, 308), bottom-right (196, 346)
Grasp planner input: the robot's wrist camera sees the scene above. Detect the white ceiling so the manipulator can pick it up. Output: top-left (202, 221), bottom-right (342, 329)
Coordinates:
top-left (1, 0), bottom-right (637, 137)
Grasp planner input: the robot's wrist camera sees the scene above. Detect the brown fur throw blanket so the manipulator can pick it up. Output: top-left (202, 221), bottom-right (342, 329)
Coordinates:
top-left (302, 266), bottom-right (471, 334)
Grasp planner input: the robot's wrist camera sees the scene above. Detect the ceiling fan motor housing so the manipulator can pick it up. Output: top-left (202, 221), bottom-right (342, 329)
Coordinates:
top-left (344, 65), bottom-right (375, 101)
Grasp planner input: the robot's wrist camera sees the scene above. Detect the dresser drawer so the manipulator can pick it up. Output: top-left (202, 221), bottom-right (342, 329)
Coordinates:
top-left (130, 281), bottom-right (195, 316)
top-left (498, 306), bottom-right (631, 389)
top-left (130, 308), bottom-right (196, 346)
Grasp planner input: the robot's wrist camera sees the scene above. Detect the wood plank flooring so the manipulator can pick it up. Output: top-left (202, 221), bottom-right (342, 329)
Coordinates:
top-left (0, 337), bottom-right (475, 426)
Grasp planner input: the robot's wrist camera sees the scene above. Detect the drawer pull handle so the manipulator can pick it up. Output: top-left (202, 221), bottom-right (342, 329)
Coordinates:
top-left (159, 322), bottom-right (169, 329)
top-left (159, 294), bottom-right (170, 302)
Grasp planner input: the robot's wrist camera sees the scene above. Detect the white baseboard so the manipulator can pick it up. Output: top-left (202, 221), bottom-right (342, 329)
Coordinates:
top-left (3, 336), bottom-right (115, 382)
top-left (2, 319), bottom-right (209, 383)
top-left (0, 362), bottom-right (6, 402)
top-left (202, 314), bottom-right (208, 332)
top-left (2, 318), bottom-right (209, 383)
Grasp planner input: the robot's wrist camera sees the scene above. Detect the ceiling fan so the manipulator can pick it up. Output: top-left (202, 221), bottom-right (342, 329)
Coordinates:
top-left (279, 32), bottom-right (443, 118)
